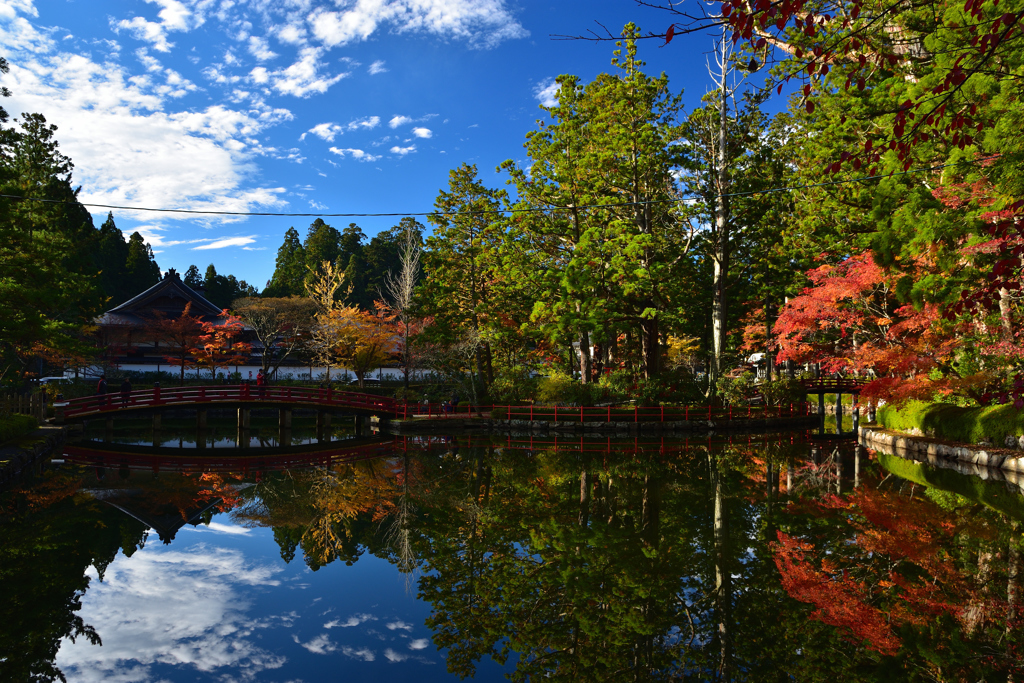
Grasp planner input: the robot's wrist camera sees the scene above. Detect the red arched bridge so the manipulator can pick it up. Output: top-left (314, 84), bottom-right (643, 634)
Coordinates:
top-left (60, 385), bottom-right (405, 421)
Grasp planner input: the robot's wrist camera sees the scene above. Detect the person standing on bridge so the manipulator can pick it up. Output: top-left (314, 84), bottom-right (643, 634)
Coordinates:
top-left (96, 374), bottom-right (108, 407)
top-left (120, 377), bottom-right (132, 407)
top-left (256, 369), bottom-right (266, 399)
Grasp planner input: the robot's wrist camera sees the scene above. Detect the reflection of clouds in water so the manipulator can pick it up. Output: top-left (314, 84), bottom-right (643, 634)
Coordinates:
top-left (340, 646), bottom-right (376, 661)
top-left (329, 613), bottom-right (377, 628)
top-left (409, 638), bottom-right (430, 650)
top-left (384, 648), bottom-right (408, 662)
top-left (386, 620), bottom-right (413, 631)
top-left (55, 545), bottom-right (286, 682)
top-left (293, 633), bottom-right (336, 654)
top-left (181, 522), bottom-right (251, 535)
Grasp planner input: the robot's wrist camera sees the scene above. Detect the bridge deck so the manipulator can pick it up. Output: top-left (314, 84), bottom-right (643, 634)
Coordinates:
top-left (62, 386), bottom-right (403, 420)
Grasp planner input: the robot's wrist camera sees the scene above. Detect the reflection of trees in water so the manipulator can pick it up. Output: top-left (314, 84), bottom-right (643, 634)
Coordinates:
top-left (12, 435), bottom-right (1022, 682)
top-left (0, 471), bottom-right (148, 683)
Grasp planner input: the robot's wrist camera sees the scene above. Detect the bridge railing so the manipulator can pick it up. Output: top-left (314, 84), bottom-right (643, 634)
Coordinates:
top-left (800, 378), bottom-right (869, 393)
top-left (62, 385), bottom-right (401, 419)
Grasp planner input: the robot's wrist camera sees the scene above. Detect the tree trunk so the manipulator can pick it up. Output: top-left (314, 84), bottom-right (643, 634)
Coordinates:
top-left (579, 330), bottom-right (592, 384)
top-left (711, 34), bottom-right (731, 391)
top-left (1000, 287), bottom-right (1014, 342)
top-left (641, 316), bottom-right (660, 380)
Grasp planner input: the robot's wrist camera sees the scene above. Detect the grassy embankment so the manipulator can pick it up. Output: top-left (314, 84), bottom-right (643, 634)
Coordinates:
top-left (877, 400), bottom-right (1024, 446)
top-left (0, 415), bottom-right (38, 444)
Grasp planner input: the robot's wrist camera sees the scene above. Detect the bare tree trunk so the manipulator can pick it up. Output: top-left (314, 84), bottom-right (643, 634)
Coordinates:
top-left (711, 34), bottom-right (731, 390)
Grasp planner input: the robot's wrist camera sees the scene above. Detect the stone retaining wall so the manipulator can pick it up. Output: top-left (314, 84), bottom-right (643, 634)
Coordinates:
top-left (859, 426), bottom-right (1024, 473)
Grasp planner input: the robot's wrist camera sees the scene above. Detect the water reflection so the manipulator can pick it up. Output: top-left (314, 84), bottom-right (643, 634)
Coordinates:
top-left (0, 433), bottom-right (1021, 681)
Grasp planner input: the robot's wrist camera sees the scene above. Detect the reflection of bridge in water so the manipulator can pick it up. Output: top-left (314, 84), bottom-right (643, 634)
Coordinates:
top-left (63, 431), bottom-right (820, 474)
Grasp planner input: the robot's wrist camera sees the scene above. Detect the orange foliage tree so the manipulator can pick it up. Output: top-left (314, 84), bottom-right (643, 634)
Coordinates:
top-left (191, 311), bottom-right (250, 380)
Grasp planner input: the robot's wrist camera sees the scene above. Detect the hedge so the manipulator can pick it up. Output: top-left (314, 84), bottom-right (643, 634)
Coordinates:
top-left (876, 400), bottom-right (1024, 445)
top-left (0, 414), bottom-right (38, 444)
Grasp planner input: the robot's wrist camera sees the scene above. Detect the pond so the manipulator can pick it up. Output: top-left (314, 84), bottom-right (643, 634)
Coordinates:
top-left (1, 427), bottom-right (1021, 682)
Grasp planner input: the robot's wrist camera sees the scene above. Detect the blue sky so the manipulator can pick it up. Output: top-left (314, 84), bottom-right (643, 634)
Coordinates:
top-left (1, 0), bottom-right (744, 290)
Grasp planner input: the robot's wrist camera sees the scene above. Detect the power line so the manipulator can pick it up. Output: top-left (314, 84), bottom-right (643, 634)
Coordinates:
top-left (0, 156), bottom-right (996, 218)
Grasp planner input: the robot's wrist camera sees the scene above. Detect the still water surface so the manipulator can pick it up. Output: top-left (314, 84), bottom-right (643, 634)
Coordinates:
top-left (1, 425), bottom-right (1022, 682)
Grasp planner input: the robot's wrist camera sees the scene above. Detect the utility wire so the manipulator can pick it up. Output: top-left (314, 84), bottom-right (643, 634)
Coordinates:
top-left (0, 155), bottom-right (997, 218)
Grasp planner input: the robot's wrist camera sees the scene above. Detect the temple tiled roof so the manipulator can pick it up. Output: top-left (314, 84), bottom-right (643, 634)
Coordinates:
top-left (96, 269), bottom-right (225, 327)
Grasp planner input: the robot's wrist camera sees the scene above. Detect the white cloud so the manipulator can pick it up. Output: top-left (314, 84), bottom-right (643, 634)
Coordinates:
top-left (390, 144), bottom-right (415, 155)
top-left (408, 638), bottom-right (430, 650)
top-left (307, 0), bottom-right (528, 50)
top-left (347, 115), bottom-right (380, 130)
top-left (55, 545), bottom-right (285, 682)
top-left (388, 115), bottom-right (413, 129)
top-left (0, 5), bottom-right (291, 224)
top-left (304, 122), bottom-right (344, 142)
top-left (113, 0), bottom-right (203, 53)
top-left (293, 633), bottom-right (336, 655)
top-left (386, 620), bottom-right (413, 631)
top-left (328, 147), bottom-right (381, 162)
top-left (368, 59), bottom-right (387, 74)
top-left (384, 648), bottom-right (408, 662)
top-left (534, 77), bottom-right (559, 107)
top-left (247, 35), bottom-right (278, 61)
top-left (277, 22), bottom-right (307, 45)
top-left (309, 199), bottom-right (327, 210)
top-left (411, 127), bottom-right (431, 138)
top-left (192, 235), bottom-right (258, 250)
top-left (250, 47), bottom-right (347, 97)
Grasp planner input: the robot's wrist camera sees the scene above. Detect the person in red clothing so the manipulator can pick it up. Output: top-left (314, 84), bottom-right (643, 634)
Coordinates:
top-left (256, 369), bottom-right (266, 399)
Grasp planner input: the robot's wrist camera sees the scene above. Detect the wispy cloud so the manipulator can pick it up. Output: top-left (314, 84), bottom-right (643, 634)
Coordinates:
top-left (534, 77), bottom-right (559, 107)
top-left (307, 0), bottom-right (528, 50)
top-left (389, 115), bottom-right (413, 129)
top-left (390, 145), bottom-right (416, 155)
top-left (368, 60), bottom-right (387, 74)
top-left (192, 236), bottom-right (257, 250)
top-left (329, 147), bottom-right (381, 162)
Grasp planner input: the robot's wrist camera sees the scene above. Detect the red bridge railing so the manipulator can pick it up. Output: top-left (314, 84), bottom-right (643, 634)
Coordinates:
top-left (799, 377), bottom-right (868, 393)
top-left (62, 385), bottom-right (402, 420)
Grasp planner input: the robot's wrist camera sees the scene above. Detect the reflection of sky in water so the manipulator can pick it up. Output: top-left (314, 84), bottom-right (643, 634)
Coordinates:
top-left (56, 515), bottom-right (509, 682)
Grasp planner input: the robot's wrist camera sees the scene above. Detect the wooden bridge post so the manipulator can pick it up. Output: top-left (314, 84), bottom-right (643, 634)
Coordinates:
top-left (354, 415), bottom-right (364, 436)
top-left (279, 409), bottom-right (292, 429)
top-left (316, 410), bottom-right (331, 442)
top-left (237, 408), bottom-right (250, 430)
top-left (105, 416), bottom-right (114, 440)
top-left (852, 403), bottom-right (860, 436)
top-left (835, 392), bottom-right (843, 435)
top-left (197, 408), bottom-right (207, 430)
top-left (817, 392), bottom-right (825, 416)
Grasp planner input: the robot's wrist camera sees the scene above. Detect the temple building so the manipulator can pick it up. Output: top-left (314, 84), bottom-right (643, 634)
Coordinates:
top-left (95, 268), bottom-right (233, 367)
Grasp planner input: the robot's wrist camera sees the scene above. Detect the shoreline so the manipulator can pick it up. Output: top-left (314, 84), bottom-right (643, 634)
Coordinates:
top-left (859, 426), bottom-right (1024, 474)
